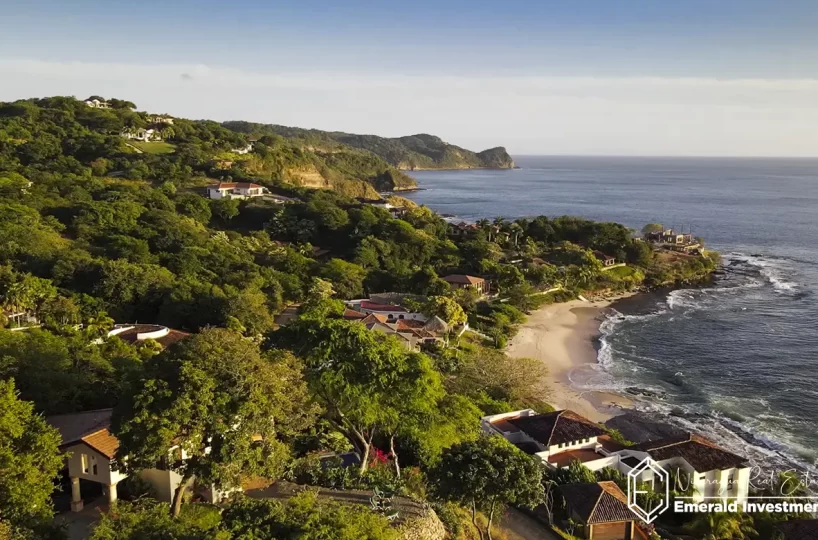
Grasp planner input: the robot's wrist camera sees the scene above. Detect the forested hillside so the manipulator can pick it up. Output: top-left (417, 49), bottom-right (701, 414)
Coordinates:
top-left (223, 121), bottom-right (516, 170)
top-left (0, 95), bottom-right (720, 539)
top-left (0, 96), bottom-right (418, 197)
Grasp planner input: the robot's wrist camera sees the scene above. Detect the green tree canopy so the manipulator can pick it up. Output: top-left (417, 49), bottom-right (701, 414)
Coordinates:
top-left (112, 328), bottom-right (316, 516)
top-left (0, 379), bottom-right (63, 530)
top-left (429, 435), bottom-right (543, 540)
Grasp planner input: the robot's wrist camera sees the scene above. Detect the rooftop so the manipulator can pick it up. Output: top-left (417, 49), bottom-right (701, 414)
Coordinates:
top-left (359, 301), bottom-right (406, 312)
top-left (559, 482), bottom-right (635, 525)
top-left (548, 448), bottom-right (604, 467)
top-left (47, 409), bottom-right (113, 446)
top-left (442, 274), bottom-right (485, 285)
top-left (507, 410), bottom-right (606, 447)
top-left (110, 324), bottom-right (190, 348)
top-left (630, 433), bottom-right (748, 471)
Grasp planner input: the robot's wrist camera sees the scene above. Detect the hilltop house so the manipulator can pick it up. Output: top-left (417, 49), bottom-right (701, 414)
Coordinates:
top-left (450, 222), bottom-right (479, 239)
top-left (559, 482), bottom-right (638, 540)
top-left (483, 409), bottom-right (751, 503)
top-left (48, 409), bottom-right (233, 511)
top-left (121, 128), bottom-right (161, 142)
top-left (442, 274), bottom-right (488, 295)
top-left (593, 251), bottom-right (617, 267)
top-left (231, 142), bottom-right (255, 155)
top-left (345, 299), bottom-right (427, 322)
top-left (148, 115), bottom-right (174, 125)
top-left (85, 99), bottom-right (110, 109)
top-left (206, 182), bottom-right (267, 200)
top-left (107, 324), bottom-right (189, 349)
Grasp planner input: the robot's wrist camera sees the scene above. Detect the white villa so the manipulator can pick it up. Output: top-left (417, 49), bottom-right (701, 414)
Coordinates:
top-left (47, 409), bottom-right (232, 511)
top-left (148, 115), bottom-right (175, 125)
top-left (121, 128), bottom-right (161, 142)
top-left (231, 143), bottom-right (255, 155)
top-left (483, 409), bottom-right (751, 503)
top-left (85, 99), bottom-right (110, 109)
top-left (344, 299), bottom-right (428, 322)
top-left (206, 182), bottom-right (268, 200)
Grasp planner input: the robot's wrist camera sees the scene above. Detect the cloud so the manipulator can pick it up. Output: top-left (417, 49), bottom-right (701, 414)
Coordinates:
top-left (1, 58), bottom-right (817, 156)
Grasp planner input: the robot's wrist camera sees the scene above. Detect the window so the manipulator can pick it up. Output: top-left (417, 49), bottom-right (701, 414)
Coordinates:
top-left (81, 454), bottom-right (89, 474)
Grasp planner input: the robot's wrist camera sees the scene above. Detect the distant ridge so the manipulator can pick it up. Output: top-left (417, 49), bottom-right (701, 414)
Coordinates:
top-left (222, 122), bottom-right (516, 172)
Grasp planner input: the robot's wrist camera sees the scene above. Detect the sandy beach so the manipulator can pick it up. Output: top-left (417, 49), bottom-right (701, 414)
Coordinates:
top-left (506, 295), bottom-right (635, 422)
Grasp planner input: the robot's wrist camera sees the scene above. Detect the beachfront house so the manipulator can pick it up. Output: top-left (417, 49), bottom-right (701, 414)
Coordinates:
top-left (442, 274), bottom-right (488, 295)
top-left (619, 434), bottom-right (750, 502)
top-left (481, 409), bottom-right (612, 467)
top-left (483, 409), bottom-right (751, 503)
top-left (559, 481), bottom-right (638, 540)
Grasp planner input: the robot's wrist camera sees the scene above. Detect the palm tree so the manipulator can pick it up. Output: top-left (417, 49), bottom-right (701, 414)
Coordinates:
top-left (509, 223), bottom-right (523, 247)
top-left (688, 512), bottom-right (758, 540)
top-left (477, 218), bottom-right (492, 241)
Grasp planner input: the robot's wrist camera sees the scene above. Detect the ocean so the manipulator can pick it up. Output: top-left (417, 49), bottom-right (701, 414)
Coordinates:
top-left (403, 155), bottom-right (818, 476)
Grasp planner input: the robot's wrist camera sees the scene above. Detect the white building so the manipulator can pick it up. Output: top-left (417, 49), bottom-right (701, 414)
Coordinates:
top-left (231, 143), bottom-right (255, 155)
top-left (47, 409), bottom-right (232, 512)
top-left (85, 99), bottom-right (110, 109)
top-left (482, 409), bottom-right (750, 503)
top-left (148, 115), bottom-right (174, 125)
top-left (121, 128), bottom-right (161, 142)
top-left (344, 299), bottom-right (428, 322)
top-left (206, 182), bottom-right (267, 200)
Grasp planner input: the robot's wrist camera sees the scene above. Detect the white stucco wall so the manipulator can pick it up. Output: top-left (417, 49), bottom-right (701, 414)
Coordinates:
top-left (64, 443), bottom-right (127, 486)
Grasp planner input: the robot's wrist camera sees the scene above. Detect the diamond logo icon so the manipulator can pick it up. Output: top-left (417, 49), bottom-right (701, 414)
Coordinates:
top-left (627, 457), bottom-right (670, 523)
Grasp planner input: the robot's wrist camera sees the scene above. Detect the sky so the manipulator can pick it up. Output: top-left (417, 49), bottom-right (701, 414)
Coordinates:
top-left (2, 0), bottom-right (818, 156)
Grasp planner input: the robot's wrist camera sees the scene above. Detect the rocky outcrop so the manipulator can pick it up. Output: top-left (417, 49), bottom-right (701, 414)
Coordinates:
top-left (397, 507), bottom-right (446, 540)
top-left (476, 147), bottom-right (515, 169)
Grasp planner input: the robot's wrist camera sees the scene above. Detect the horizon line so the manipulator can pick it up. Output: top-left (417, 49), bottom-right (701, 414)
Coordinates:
top-left (510, 154), bottom-right (818, 160)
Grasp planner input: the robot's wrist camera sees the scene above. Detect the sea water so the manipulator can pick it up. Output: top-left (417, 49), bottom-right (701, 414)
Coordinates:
top-left (403, 155), bottom-right (818, 475)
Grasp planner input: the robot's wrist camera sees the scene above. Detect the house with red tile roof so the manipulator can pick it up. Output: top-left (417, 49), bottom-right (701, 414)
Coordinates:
top-left (345, 299), bottom-right (427, 322)
top-left (47, 409), bottom-right (236, 512)
top-left (442, 274), bottom-right (488, 295)
top-left (483, 408), bottom-right (751, 504)
top-left (559, 481), bottom-right (638, 540)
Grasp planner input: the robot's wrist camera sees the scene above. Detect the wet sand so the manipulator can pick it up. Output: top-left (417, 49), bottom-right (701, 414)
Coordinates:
top-left (506, 295), bottom-right (635, 422)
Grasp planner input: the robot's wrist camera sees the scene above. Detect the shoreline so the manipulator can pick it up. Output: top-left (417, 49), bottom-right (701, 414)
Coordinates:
top-left (506, 292), bottom-right (637, 422)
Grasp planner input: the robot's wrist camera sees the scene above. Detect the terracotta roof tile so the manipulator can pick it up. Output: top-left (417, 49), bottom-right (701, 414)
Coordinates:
top-left (630, 433), bottom-right (748, 471)
top-left (82, 429), bottom-right (120, 459)
top-left (507, 410), bottom-right (605, 447)
top-left (360, 301), bottom-right (406, 312)
top-left (560, 482), bottom-right (634, 524)
top-left (442, 274), bottom-right (485, 285)
top-left (343, 308), bottom-right (367, 320)
top-left (47, 409), bottom-right (113, 446)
